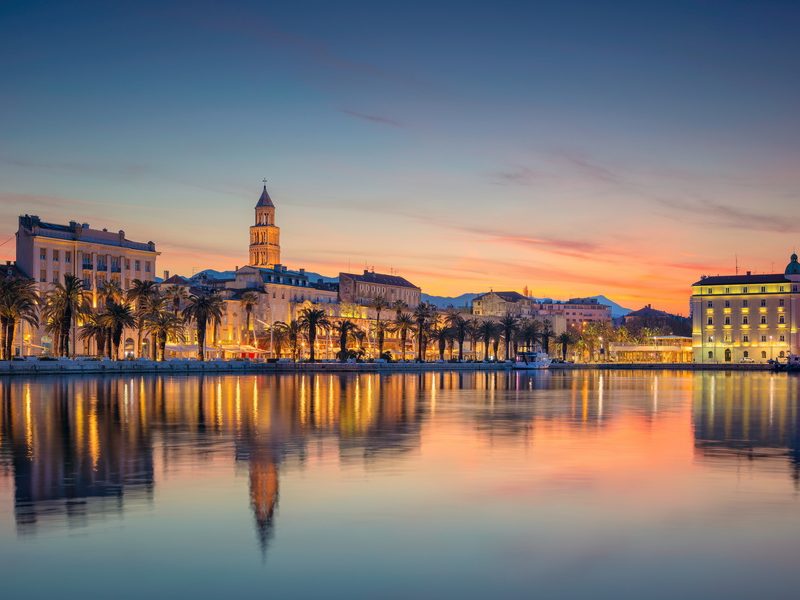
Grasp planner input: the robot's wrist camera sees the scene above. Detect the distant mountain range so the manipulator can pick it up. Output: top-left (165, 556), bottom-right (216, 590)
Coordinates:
top-left (422, 292), bottom-right (632, 319)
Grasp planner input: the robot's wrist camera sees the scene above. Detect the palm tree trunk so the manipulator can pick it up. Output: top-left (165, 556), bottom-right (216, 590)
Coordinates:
top-left (197, 322), bottom-right (206, 361)
top-left (416, 325), bottom-right (423, 362)
top-left (309, 327), bottom-right (316, 362)
top-left (6, 318), bottom-right (16, 359)
top-left (0, 316), bottom-right (7, 360)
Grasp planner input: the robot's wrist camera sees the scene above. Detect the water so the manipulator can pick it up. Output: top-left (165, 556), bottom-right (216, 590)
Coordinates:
top-left (1, 371), bottom-right (798, 599)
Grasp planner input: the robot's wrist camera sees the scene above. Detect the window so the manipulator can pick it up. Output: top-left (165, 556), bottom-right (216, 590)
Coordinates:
top-left (52, 271), bottom-right (59, 283)
top-left (724, 316), bottom-right (731, 325)
top-left (708, 351), bottom-right (714, 359)
top-left (707, 301), bottom-right (712, 308)
top-left (125, 259), bottom-right (131, 269)
top-left (762, 351), bottom-right (767, 359)
top-left (761, 316), bottom-right (767, 324)
top-left (743, 351), bottom-right (749, 358)
top-left (761, 335), bottom-right (767, 342)
top-left (780, 351), bottom-right (786, 358)
top-left (761, 286), bottom-right (767, 293)
top-left (40, 248), bottom-right (47, 261)
top-left (725, 288), bottom-right (730, 294)
top-left (761, 299), bottom-right (767, 307)
top-left (743, 300), bottom-right (748, 307)
top-left (780, 286), bottom-right (785, 292)
top-left (724, 334), bottom-right (732, 343)
top-left (780, 335), bottom-right (785, 342)
top-left (742, 316), bottom-right (749, 325)
top-left (39, 269), bottom-right (46, 282)
top-left (707, 288), bottom-right (713, 294)
top-left (779, 315), bottom-right (785, 324)
top-left (707, 336), bottom-right (713, 343)
top-left (135, 260), bottom-right (141, 271)
top-left (52, 249), bottom-right (60, 262)
top-left (724, 300), bottom-right (730, 308)
top-left (707, 317), bottom-right (713, 325)
top-left (794, 286), bottom-right (798, 292)
top-left (779, 299), bottom-right (785, 307)
top-left (743, 287), bottom-right (748, 293)
top-left (145, 261), bottom-right (151, 273)
top-left (743, 335), bottom-right (749, 342)
top-left (83, 277), bottom-right (92, 289)
top-left (65, 251), bottom-right (71, 264)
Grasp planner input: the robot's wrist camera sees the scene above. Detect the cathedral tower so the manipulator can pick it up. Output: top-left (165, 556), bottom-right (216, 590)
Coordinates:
top-left (249, 182), bottom-right (281, 268)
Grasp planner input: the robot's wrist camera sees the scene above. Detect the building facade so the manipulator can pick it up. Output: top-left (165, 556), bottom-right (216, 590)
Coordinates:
top-left (249, 184), bottom-right (281, 268)
top-left (338, 270), bottom-right (421, 308)
top-left (690, 255), bottom-right (800, 363)
top-left (472, 291), bottom-right (537, 317)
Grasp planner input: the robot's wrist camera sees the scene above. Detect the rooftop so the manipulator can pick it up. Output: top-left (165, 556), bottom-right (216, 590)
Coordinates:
top-left (340, 270), bottom-right (419, 289)
top-left (693, 273), bottom-right (790, 286)
top-left (18, 214), bottom-right (157, 253)
top-left (474, 291), bottom-right (528, 303)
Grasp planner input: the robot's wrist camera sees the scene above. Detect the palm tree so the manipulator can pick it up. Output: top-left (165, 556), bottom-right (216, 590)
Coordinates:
top-left (369, 296), bottom-right (389, 358)
top-left (392, 312), bottom-right (414, 361)
top-left (499, 313), bottom-right (519, 361)
top-left (0, 275), bottom-right (39, 360)
top-left (78, 311), bottom-right (109, 357)
top-left (42, 274), bottom-right (88, 357)
top-left (127, 279), bottom-right (158, 357)
top-left (556, 332), bottom-right (574, 361)
top-left (163, 284), bottom-right (188, 316)
top-left (269, 321), bottom-right (289, 359)
top-left (239, 291), bottom-right (260, 346)
top-left (445, 311), bottom-right (469, 361)
top-left (100, 301), bottom-right (135, 360)
top-left (517, 318), bottom-right (542, 352)
top-left (412, 302), bottom-right (435, 362)
top-left (145, 308), bottom-right (186, 361)
top-left (298, 307), bottom-right (331, 362)
top-left (429, 323), bottom-right (453, 361)
top-left (333, 319), bottom-right (359, 361)
top-left (476, 320), bottom-right (497, 361)
top-left (285, 320), bottom-right (303, 362)
top-left (391, 299), bottom-right (408, 319)
top-left (540, 320), bottom-right (555, 355)
top-left (182, 292), bottom-right (224, 361)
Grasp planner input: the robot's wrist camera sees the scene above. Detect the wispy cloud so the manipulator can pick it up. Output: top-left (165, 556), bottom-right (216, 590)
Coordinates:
top-left (341, 109), bottom-right (404, 128)
top-left (652, 196), bottom-right (797, 233)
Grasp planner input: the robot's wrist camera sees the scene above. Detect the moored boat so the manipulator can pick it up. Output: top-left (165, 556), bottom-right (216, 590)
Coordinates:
top-left (513, 351), bottom-right (551, 370)
top-left (772, 354), bottom-right (800, 372)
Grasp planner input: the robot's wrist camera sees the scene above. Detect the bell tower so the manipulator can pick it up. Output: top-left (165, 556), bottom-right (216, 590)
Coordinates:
top-left (249, 180), bottom-right (281, 268)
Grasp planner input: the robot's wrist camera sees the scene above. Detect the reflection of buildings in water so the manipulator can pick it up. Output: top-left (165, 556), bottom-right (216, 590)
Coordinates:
top-left (693, 373), bottom-right (800, 482)
top-left (0, 378), bottom-right (154, 533)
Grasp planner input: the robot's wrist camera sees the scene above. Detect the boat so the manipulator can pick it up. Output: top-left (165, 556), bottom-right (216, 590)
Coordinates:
top-left (513, 351), bottom-right (552, 370)
top-left (772, 354), bottom-right (800, 372)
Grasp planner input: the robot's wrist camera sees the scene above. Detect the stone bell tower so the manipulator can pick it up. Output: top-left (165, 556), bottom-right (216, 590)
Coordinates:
top-left (249, 181), bottom-right (281, 268)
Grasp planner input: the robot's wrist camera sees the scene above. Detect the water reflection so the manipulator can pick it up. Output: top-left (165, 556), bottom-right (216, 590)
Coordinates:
top-left (1, 371), bottom-right (800, 555)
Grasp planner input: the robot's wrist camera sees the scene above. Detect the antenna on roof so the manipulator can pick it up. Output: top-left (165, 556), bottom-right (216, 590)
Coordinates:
top-left (262, 177), bottom-right (267, 185)
top-left (735, 253), bottom-right (738, 275)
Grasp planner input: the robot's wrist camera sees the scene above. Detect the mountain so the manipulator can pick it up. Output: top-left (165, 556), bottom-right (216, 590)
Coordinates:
top-left (589, 295), bottom-right (632, 319)
top-left (190, 269), bottom-right (236, 281)
top-left (422, 293), bottom-right (480, 309)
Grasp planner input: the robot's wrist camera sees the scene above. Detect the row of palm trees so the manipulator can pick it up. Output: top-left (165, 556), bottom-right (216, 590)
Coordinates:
top-left (0, 272), bottom-right (233, 361)
top-left (266, 301), bottom-right (574, 363)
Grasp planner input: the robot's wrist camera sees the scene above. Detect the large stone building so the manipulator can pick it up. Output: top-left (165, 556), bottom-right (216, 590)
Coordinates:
top-left (249, 183), bottom-right (281, 268)
top-left (691, 254), bottom-right (800, 363)
top-left (472, 291), bottom-right (536, 317)
top-left (338, 270), bottom-right (421, 308)
top-left (13, 215), bottom-right (159, 356)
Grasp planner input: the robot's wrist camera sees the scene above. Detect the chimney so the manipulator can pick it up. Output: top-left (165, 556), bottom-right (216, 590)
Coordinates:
top-left (746, 270), bottom-right (752, 276)
top-left (163, 270), bottom-right (170, 280)
top-left (299, 268), bottom-right (305, 275)
top-left (235, 265), bottom-right (239, 272)
top-left (118, 230), bottom-right (125, 241)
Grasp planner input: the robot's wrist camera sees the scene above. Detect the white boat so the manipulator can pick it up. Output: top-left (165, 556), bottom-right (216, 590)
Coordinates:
top-left (513, 351), bottom-right (551, 370)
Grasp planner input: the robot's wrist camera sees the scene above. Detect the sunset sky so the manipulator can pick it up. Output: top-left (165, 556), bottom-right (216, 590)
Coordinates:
top-left (2, 0), bottom-right (799, 314)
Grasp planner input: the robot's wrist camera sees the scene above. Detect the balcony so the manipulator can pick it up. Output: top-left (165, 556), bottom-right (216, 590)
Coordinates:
top-left (82, 262), bottom-right (93, 270)
top-left (96, 263), bottom-right (108, 272)
top-left (111, 266), bottom-right (121, 273)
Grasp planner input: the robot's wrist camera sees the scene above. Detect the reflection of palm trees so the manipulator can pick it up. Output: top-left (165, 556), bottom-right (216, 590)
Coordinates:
top-left (249, 457), bottom-right (279, 556)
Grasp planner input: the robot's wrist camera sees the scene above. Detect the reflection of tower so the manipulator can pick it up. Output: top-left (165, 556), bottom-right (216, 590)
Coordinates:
top-left (249, 458), bottom-right (279, 555)
top-left (249, 182), bottom-right (281, 268)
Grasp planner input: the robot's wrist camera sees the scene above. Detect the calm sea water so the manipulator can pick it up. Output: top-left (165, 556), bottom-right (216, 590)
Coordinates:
top-left (1, 371), bottom-right (798, 599)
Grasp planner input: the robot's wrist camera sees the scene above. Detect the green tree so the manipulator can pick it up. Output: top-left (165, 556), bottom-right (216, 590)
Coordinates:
top-left (145, 308), bottom-right (186, 361)
top-left (182, 292), bottom-right (224, 361)
top-left (163, 285), bottom-right (188, 316)
top-left (99, 301), bottom-right (135, 360)
top-left (369, 295), bottom-right (389, 358)
top-left (79, 311), bottom-right (109, 357)
top-left (239, 291), bottom-right (260, 346)
top-left (0, 275), bottom-right (39, 360)
top-left (298, 307), bottom-right (331, 362)
top-left (333, 319), bottom-right (359, 361)
top-left (127, 279), bottom-right (159, 358)
top-left (42, 274), bottom-right (88, 357)
top-left (412, 302), bottom-right (435, 362)
top-left (555, 332), bottom-right (575, 361)
top-left (499, 313), bottom-right (519, 360)
top-left (392, 312), bottom-right (414, 361)
top-left (445, 311), bottom-right (469, 361)
top-left (285, 320), bottom-right (303, 362)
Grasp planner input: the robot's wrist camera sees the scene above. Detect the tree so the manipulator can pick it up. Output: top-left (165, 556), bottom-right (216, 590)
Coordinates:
top-left (465, 318), bottom-right (481, 361)
top-left (391, 299), bottom-right (408, 320)
top-left (285, 320), bottom-right (303, 362)
top-left (429, 323), bottom-right (453, 361)
top-left (78, 311), bottom-right (108, 356)
top-left (128, 279), bottom-right (159, 358)
top-left (333, 319), bottom-right (359, 361)
top-left (182, 292), bottom-right (224, 361)
top-left (42, 274), bottom-right (88, 357)
top-left (499, 313), bottom-right (519, 361)
top-left (269, 321), bottom-right (289, 359)
top-left (145, 308), bottom-right (186, 361)
top-left (517, 318), bottom-right (542, 352)
top-left (163, 285), bottom-right (188, 316)
top-left (368, 296), bottom-right (390, 358)
top-left (555, 332), bottom-right (574, 361)
top-left (298, 307), bottom-right (331, 362)
top-left (412, 302), bottom-right (435, 362)
top-left (476, 320), bottom-right (498, 361)
top-left (445, 311), bottom-right (469, 361)
top-left (99, 301), bottom-right (135, 360)
top-left (392, 312), bottom-right (414, 361)
top-left (239, 291), bottom-right (260, 346)
top-left (0, 275), bottom-right (39, 360)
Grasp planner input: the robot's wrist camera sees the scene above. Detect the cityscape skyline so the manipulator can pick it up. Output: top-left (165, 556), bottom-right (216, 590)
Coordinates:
top-left (3, 1), bottom-right (800, 314)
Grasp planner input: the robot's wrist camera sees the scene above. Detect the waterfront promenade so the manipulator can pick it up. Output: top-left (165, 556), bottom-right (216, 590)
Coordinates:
top-left (0, 359), bottom-right (773, 377)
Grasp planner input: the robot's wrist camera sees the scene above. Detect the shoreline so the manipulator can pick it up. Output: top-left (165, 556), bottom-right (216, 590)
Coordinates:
top-left (0, 359), bottom-right (776, 377)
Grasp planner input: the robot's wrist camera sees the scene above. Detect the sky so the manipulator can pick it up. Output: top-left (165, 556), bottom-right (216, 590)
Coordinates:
top-left (1, 0), bottom-right (799, 314)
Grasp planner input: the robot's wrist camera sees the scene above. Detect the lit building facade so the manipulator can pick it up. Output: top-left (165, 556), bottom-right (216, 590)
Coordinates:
top-left (338, 270), bottom-right (421, 308)
top-left (690, 254), bottom-right (800, 363)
